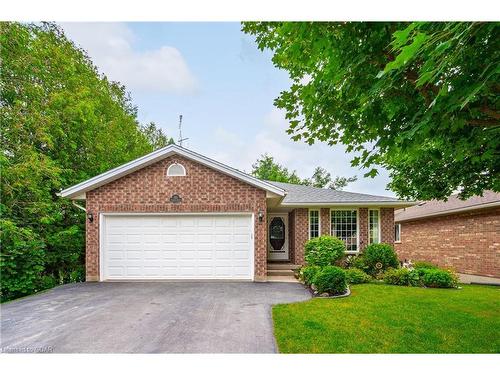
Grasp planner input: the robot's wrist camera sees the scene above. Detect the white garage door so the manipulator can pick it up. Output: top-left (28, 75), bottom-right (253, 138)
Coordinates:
top-left (101, 214), bottom-right (254, 280)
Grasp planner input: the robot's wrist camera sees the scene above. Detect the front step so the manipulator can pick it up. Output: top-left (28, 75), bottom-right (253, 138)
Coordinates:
top-left (266, 269), bottom-right (295, 277)
top-left (267, 263), bottom-right (301, 270)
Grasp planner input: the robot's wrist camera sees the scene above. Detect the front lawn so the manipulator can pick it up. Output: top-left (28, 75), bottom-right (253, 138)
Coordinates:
top-left (273, 283), bottom-right (500, 353)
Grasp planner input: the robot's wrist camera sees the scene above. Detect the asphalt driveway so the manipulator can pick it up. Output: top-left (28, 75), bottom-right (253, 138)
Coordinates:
top-left (1, 282), bottom-right (310, 353)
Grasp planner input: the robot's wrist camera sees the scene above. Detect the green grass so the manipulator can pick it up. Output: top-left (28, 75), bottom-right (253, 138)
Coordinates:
top-left (273, 283), bottom-right (500, 353)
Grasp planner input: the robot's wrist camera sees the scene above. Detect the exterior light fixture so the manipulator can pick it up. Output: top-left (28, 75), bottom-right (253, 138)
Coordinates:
top-left (258, 210), bottom-right (264, 223)
top-left (87, 212), bottom-right (94, 223)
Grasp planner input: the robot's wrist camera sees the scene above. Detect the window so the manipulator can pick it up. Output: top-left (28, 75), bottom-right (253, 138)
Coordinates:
top-left (395, 223), bottom-right (401, 243)
top-left (369, 209), bottom-right (380, 244)
top-left (331, 209), bottom-right (358, 252)
top-left (166, 163), bottom-right (186, 176)
top-left (309, 210), bottom-right (320, 239)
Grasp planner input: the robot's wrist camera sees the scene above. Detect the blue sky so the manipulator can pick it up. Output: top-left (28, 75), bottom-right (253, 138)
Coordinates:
top-left (60, 22), bottom-right (393, 196)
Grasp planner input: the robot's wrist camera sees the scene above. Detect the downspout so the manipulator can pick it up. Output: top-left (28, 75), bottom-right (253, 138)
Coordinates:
top-left (72, 201), bottom-right (86, 212)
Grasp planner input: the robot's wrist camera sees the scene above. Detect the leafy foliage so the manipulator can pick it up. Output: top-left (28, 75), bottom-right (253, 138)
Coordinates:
top-left (345, 268), bottom-right (372, 284)
top-left (0, 220), bottom-right (46, 301)
top-left (304, 235), bottom-right (346, 266)
top-left (251, 154), bottom-right (302, 184)
top-left (363, 243), bottom-right (399, 276)
top-left (413, 261), bottom-right (439, 270)
top-left (299, 265), bottom-right (321, 286)
top-left (384, 268), bottom-right (421, 286)
top-left (0, 22), bottom-right (171, 301)
top-left (313, 266), bottom-right (347, 295)
top-left (384, 266), bottom-right (458, 288)
top-left (419, 268), bottom-right (458, 288)
top-left (242, 22), bottom-right (500, 200)
top-left (251, 154), bottom-right (356, 190)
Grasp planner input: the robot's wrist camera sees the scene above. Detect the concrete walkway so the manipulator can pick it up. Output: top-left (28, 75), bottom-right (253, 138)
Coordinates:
top-left (1, 282), bottom-right (311, 353)
top-left (458, 273), bottom-right (500, 286)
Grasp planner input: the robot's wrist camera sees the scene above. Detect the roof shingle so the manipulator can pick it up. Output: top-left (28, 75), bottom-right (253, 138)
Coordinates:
top-left (395, 190), bottom-right (500, 222)
top-left (265, 180), bottom-right (407, 205)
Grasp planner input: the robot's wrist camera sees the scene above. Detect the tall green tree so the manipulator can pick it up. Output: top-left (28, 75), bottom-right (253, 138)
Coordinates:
top-left (251, 154), bottom-right (302, 184)
top-left (242, 22), bottom-right (500, 200)
top-left (251, 154), bottom-right (356, 190)
top-left (0, 22), bottom-right (170, 301)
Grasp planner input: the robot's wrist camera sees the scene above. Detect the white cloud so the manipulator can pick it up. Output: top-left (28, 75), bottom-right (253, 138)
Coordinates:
top-left (206, 108), bottom-right (395, 197)
top-left (59, 23), bottom-right (197, 94)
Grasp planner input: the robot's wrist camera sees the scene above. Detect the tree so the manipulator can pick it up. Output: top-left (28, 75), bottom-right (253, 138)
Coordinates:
top-left (303, 167), bottom-right (357, 190)
top-left (251, 154), bottom-right (302, 184)
top-left (251, 154), bottom-right (356, 190)
top-left (242, 22), bottom-right (500, 200)
top-left (141, 122), bottom-right (175, 150)
top-left (0, 22), bottom-right (172, 300)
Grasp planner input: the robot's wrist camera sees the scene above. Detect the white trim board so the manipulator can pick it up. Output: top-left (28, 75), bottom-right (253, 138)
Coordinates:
top-left (59, 145), bottom-right (286, 199)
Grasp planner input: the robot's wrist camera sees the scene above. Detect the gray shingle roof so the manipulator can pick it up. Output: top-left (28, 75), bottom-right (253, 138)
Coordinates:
top-left (395, 190), bottom-right (500, 222)
top-left (265, 180), bottom-right (407, 205)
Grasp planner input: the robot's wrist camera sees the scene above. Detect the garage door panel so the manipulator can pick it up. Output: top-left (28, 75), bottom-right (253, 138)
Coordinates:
top-left (103, 214), bottom-right (253, 280)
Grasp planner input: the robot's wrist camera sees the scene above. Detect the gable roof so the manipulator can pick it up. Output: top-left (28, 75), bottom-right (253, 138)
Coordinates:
top-left (395, 190), bottom-right (500, 222)
top-left (58, 145), bottom-right (286, 199)
top-left (266, 181), bottom-right (413, 207)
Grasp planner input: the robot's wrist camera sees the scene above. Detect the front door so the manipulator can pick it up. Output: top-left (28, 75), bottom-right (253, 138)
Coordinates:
top-left (267, 213), bottom-right (289, 261)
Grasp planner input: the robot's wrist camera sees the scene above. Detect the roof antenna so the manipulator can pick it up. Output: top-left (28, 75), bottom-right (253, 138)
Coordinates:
top-left (178, 114), bottom-right (189, 147)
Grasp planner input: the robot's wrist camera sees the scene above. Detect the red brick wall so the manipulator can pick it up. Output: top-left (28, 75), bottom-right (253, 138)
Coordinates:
top-left (289, 206), bottom-right (396, 265)
top-left (288, 210), bottom-right (295, 263)
top-left (395, 208), bottom-right (500, 277)
top-left (320, 208), bottom-right (330, 236)
top-left (381, 207), bottom-right (395, 244)
top-left (85, 155), bottom-right (267, 281)
top-left (359, 208), bottom-right (368, 250)
top-left (290, 208), bottom-right (308, 265)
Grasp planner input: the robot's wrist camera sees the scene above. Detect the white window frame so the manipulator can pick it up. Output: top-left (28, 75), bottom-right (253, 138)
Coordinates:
top-left (395, 223), bottom-right (401, 243)
top-left (308, 209), bottom-right (321, 239)
top-left (368, 209), bottom-right (381, 244)
top-left (166, 163), bottom-right (186, 177)
top-left (330, 208), bottom-right (359, 254)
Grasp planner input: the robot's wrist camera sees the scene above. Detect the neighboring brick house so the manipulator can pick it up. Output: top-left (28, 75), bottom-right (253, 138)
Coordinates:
top-left (395, 192), bottom-right (500, 278)
top-left (59, 144), bottom-right (411, 282)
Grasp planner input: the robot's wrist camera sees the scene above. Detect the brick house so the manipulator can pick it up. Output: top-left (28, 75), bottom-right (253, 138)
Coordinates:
top-left (395, 192), bottom-right (500, 278)
top-left (59, 145), bottom-right (411, 281)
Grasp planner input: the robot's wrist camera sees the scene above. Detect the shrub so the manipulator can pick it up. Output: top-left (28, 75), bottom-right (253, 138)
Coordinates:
top-left (349, 255), bottom-right (368, 271)
top-left (304, 235), bottom-right (346, 267)
top-left (363, 243), bottom-right (399, 276)
top-left (413, 261), bottom-right (438, 270)
top-left (300, 265), bottom-right (321, 286)
top-left (313, 266), bottom-right (347, 295)
top-left (0, 220), bottom-right (46, 302)
top-left (345, 268), bottom-right (371, 284)
top-left (384, 268), bottom-right (420, 286)
top-left (420, 268), bottom-right (458, 288)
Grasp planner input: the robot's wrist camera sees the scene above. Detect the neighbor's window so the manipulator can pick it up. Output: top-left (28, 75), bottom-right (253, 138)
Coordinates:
top-left (166, 163), bottom-right (186, 176)
top-left (369, 209), bottom-right (380, 244)
top-left (331, 209), bottom-right (358, 252)
top-left (309, 210), bottom-right (320, 239)
top-left (395, 223), bottom-right (401, 243)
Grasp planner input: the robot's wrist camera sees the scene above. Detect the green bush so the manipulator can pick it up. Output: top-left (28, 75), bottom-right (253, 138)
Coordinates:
top-left (300, 265), bottom-right (321, 286)
top-left (314, 266), bottom-right (347, 295)
top-left (413, 261), bottom-right (438, 270)
top-left (0, 220), bottom-right (46, 301)
top-left (420, 268), bottom-right (458, 288)
top-left (345, 268), bottom-right (372, 284)
top-left (384, 268), bottom-right (421, 286)
top-left (304, 235), bottom-right (346, 267)
top-left (363, 243), bottom-right (399, 276)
